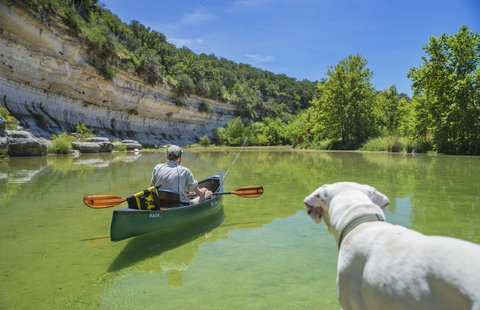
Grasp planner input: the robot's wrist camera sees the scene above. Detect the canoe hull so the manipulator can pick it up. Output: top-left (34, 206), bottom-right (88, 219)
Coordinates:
top-left (110, 173), bottom-right (224, 241)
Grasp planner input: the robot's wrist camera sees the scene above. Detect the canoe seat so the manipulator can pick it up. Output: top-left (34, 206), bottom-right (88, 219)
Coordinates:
top-left (127, 187), bottom-right (181, 210)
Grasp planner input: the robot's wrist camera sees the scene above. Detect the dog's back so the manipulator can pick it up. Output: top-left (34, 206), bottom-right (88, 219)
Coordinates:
top-left (338, 221), bottom-right (480, 310)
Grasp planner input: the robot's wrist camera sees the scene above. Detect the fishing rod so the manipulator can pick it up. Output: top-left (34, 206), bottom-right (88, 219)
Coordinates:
top-left (223, 137), bottom-right (248, 182)
top-left (212, 137), bottom-right (248, 194)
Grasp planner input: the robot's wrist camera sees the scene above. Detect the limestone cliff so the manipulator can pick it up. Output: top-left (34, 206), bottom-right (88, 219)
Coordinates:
top-left (0, 1), bottom-right (237, 145)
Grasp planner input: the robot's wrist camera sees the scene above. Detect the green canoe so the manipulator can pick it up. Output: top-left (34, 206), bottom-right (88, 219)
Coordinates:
top-left (110, 173), bottom-right (224, 242)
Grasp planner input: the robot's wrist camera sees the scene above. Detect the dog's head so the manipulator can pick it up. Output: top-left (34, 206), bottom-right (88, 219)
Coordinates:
top-left (303, 182), bottom-right (390, 224)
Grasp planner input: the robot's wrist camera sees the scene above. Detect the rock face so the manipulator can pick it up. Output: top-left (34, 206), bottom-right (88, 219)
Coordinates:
top-left (6, 130), bottom-right (48, 156)
top-left (0, 1), bottom-right (237, 146)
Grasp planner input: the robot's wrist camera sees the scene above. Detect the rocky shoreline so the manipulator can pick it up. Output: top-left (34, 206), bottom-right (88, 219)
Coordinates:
top-left (0, 116), bottom-right (142, 156)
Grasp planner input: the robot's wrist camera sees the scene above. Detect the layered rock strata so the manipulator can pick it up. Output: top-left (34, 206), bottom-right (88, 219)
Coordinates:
top-left (0, 1), bottom-right (237, 146)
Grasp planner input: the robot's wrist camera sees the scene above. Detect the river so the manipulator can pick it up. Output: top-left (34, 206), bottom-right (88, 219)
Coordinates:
top-left (1, 148), bottom-right (479, 309)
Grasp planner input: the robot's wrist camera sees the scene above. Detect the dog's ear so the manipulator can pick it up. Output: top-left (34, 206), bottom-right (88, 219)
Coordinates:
top-left (303, 185), bottom-right (329, 224)
top-left (366, 187), bottom-right (390, 210)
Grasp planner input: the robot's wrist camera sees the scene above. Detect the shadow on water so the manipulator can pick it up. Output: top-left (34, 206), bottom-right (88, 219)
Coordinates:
top-left (107, 207), bottom-right (225, 272)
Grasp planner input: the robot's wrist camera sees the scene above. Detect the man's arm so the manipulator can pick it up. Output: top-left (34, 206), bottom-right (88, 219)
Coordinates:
top-left (194, 186), bottom-right (208, 197)
top-left (193, 186), bottom-right (212, 203)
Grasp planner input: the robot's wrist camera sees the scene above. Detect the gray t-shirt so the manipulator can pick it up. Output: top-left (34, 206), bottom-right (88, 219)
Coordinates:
top-left (150, 160), bottom-right (198, 201)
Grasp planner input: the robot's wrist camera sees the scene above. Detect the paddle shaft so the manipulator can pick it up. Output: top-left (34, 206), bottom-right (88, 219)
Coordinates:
top-left (85, 186), bottom-right (263, 208)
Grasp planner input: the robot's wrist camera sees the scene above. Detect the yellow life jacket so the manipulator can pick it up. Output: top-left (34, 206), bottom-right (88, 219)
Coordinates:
top-left (126, 185), bottom-right (181, 210)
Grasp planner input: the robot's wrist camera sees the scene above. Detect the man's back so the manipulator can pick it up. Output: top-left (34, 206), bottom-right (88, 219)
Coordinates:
top-left (151, 160), bottom-right (198, 201)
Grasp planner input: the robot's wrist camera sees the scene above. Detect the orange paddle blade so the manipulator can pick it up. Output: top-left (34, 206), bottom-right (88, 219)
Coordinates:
top-left (84, 195), bottom-right (126, 208)
top-left (231, 186), bottom-right (264, 198)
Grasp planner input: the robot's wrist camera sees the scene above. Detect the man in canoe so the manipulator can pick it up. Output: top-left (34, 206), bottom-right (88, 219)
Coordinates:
top-left (151, 145), bottom-right (212, 204)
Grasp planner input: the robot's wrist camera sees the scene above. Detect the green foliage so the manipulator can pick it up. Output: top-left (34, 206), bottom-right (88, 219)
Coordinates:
top-left (75, 123), bottom-right (95, 139)
top-left (0, 154), bottom-right (9, 163)
top-left (175, 74), bottom-right (195, 98)
top-left (199, 135), bottom-right (211, 146)
top-left (113, 144), bottom-right (127, 151)
top-left (225, 117), bottom-right (249, 146)
top-left (142, 143), bottom-right (157, 149)
top-left (284, 108), bottom-right (317, 147)
top-left (360, 135), bottom-right (434, 153)
top-left (311, 54), bottom-right (377, 143)
top-left (214, 117), bottom-right (289, 147)
top-left (101, 66), bottom-right (116, 80)
top-left (213, 127), bottom-right (227, 145)
top-left (49, 132), bottom-right (77, 154)
top-left (408, 25), bottom-right (480, 154)
top-left (360, 136), bottom-right (407, 152)
top-left (198, 102), bottom-right (213, 113)
top-left (0, 108), bottom-right (18, 130)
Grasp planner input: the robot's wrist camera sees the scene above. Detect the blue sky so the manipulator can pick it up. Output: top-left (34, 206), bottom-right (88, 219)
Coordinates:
top-left (101, 0), bottom-right (479, 96)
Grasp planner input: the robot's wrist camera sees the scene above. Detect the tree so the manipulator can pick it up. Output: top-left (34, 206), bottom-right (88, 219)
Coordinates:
top-left (225, 117), bottom-right (247, 145)
top-left (175, 74), bottom-right (195, 98)
top-left (311, 54), bottom-right (377, 144)
top-left (375, 85), bottom-right (407, 134)
top-left (408, 26), bottom-right (480, 154)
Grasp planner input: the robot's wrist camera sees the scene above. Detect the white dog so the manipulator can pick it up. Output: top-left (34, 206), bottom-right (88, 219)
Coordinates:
top-left (304, 182), bottom-right (480, 310)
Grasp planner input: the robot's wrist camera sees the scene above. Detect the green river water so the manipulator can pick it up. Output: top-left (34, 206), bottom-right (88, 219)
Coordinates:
top-left (1, 148), bottom-right (479, 309)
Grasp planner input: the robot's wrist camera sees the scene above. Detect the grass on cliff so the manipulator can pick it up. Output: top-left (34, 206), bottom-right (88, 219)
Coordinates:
top-left (0, 108), bottom-right (18, 130)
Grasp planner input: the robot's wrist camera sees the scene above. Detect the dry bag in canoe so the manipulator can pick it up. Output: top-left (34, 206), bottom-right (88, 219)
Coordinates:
top-left (126, 185), bottom-right (181, 210)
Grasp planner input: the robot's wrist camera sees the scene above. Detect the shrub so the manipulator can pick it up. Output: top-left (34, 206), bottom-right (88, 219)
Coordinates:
top-left (198, 102), bottom-right (213, 113)
top-left (199, 135), bottom-right (211, 146)
top-left (143, 143), bottom-right (157, 149)
top-left (50, 132), bottom-right (78, 154)
top-left (114, 144), bottom-right (127, 151)
top-left (75, 123), bottom-right (96, 140)
top-left (101, 67), bottom-right (116, 80)
top-left (213, 127), bottom-right (227, 145)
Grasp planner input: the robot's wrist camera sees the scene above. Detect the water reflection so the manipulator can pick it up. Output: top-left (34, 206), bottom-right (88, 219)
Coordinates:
top-left (108, 208), bottom-right (224, 275)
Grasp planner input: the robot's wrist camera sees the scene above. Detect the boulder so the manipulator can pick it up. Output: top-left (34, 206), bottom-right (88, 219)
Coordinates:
top-left (116, 139), bottom-right (142, 150)
top-left (71, 142), bottom-right (100, 153)
top-left (6, 130), bottom-right (48, 156)
top-left (69, 133), bottom-right (82, 139)
top-left (86, 137), bottom-right (115, 152)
